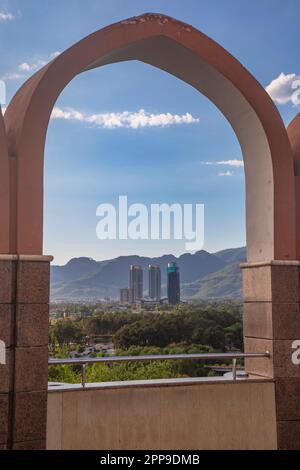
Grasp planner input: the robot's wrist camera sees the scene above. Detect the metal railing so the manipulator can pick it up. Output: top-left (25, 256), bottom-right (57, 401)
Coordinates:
top-left (49, 351), bottom-right (270, 388)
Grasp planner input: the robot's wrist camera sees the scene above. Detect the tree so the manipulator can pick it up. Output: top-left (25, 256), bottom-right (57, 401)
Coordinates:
top-left (50, 320), bottom-right (83, 346)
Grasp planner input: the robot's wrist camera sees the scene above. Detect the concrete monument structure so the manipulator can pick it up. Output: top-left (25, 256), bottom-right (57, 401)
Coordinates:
top-left (1, 13), bottom-right (300, 449)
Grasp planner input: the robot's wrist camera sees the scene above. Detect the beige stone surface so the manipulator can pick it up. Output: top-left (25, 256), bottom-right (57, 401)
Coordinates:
top-left (47, 393), bottom-right (63, 450)
top-left (242, 265), bottom-right (300, 303)
top-left (244, 302), bottom-right (300, 340)
top-left (47, 381), bottom-right (277, 450)
top-left (244, 337), bottom-right (274, 378)
top-left (243, 266), bottom-right (272, 302)
top-left (243, 302), bottom-right (274, 339)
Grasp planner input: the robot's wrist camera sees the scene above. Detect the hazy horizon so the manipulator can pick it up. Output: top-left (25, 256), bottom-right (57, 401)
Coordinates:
top-left (51, 244), bottom-right (246, 266)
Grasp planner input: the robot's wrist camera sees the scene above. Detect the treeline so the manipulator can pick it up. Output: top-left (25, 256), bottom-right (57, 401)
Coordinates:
top-left (49, 302), bottom-right (243, 384)
top-left (49, 303), bottom-right (243, 353)
top-left (114, 309), bottom-right (242, 351)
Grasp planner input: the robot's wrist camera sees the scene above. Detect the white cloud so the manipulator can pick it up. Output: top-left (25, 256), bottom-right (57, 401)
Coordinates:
top-left (201, 159), bottom-right (244, 167)
top-left (0, 11), bottom-right (14, 22)
top-left (51, 107), bottom-right (200, 129)
top-left (2, 51), bottom-right (61, 81)
top-left (217, 159), bottom-right (244, 167)
top-left (50, 51), bottom-right (61, 59)
top-left (218, 171), bottom-right (234, 177)
top-left (265, 72), bottom-right (300, 105)
top-left (18, 51), bottom-right (61, 73)
top-left (18, 63), bottom-right (33, 72)
top-left (2, 72), bottom-right (24, 81)
top-left (19, 62), bottom-right (36, 72)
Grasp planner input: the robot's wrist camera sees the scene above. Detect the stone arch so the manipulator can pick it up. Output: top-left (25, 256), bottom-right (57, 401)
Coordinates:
top-left (287, 113), bottom-right (300, 259)
top-left (0, 107), bottom-right (10, 253)
top-left (3, 13), bottom-right (297, 261)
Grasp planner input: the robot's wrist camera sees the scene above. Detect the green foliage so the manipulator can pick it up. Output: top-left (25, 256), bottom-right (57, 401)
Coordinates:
top-left (117, 343), bottom-right (216, 378)
top-left (113, 304), bottom-right (242, 351)
top-left (50, 320), bottom-right (84, 346)
top-left (48, 302), bottom-right (243, 384)
top-left (86, 361), bottom-right (179, 383)
top-left (48, 364), bottom-right (81, 384)
top-left (82, 312), bottom-right (143, 336)
top-left (76, 344), bottom-right (85, 354)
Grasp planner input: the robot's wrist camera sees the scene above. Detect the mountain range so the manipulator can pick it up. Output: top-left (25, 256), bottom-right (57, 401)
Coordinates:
top-left (50, 247), bottom-right (246, 302)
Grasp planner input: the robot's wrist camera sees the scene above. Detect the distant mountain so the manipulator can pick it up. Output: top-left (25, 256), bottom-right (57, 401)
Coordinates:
top-left (50, 247), bottom-right (246, 301)
top-left (51, 257), bottom-right (103, 284)
top-left (214, 247), bottom-right (246, 265)
top-left (181, 262), bottom-right (243, 300)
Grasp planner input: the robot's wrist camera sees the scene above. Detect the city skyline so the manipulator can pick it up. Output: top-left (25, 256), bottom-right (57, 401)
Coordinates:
top-left (121, 263), bottom-right (183, 305)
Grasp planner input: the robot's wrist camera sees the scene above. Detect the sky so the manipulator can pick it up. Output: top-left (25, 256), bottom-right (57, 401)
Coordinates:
top-left (0, 0), bottom-right (300, 265)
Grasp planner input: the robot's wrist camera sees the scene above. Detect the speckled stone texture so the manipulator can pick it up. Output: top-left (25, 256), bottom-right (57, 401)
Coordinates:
top-left (0, 261), bottom-right (15, 451)
top-left (12, 391), bottom-right (47, 443)
top-left (277, 421), bottom-right (300, 450)
top-left (17, 261), bottom-right (50, 304)
top-left (0, 261), bottom-right (16, 303)
top-left (243, 263), bottom-right (300, 450)
top-left (0, 349), bottom-right (13, 393)
top-left (275, 378), bottom-right (300, 421)
top-left (0, 305), bottom-right (14, 347)
top-left (14, 346), bottom-right (49, 392)
top-left (243, 264), bottom-right (300, 303)
top-left (0, 394), bottom-right (9, 445)
top-left (243, 302), bottom-right (300, 340)
top-left (0, 258), bottom-right (50, 450)
top-left (12, 439), bottom-right (46, 450)
top-left (15, 304), bottom-right (49, 347)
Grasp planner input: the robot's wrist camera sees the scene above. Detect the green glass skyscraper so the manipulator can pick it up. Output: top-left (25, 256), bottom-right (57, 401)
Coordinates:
top-left (167, 262), bottom-right (180, 305)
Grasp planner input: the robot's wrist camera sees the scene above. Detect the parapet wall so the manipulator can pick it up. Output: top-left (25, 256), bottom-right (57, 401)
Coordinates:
top-left (47, 378), bottom-right (277, 450)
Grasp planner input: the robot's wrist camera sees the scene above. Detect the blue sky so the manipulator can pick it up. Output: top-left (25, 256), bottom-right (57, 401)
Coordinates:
top-left (1, 0), bottom-right (300, 265)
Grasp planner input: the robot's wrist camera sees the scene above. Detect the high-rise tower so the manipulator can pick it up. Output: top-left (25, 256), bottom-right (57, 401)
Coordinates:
top-left (167, 262), bottom-right (180, 305)
top-left (148, 265), bottom-right (161, 301)
top-left (130, 265), bottom-right (143, 302)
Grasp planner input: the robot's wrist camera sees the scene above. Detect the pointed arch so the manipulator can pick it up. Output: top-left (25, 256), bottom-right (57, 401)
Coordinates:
top-left (3, 13), bottom-right (296, 261)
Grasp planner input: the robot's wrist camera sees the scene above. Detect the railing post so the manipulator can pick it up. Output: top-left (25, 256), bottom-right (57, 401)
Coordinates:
top-left (81, 364), bottom-right (86, 388)
top-left (232, 358), bottom-right (237, 381)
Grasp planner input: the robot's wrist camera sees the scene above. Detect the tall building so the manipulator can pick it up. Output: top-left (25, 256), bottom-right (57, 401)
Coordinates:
top-left (167, 262), bottom-right (180, 305)
top-left (130, 265), bottom-right (143, 302)
top-left (148, 265), bottom-right (161, 301)
top-left (120, 288), bottom-right (133, 305)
